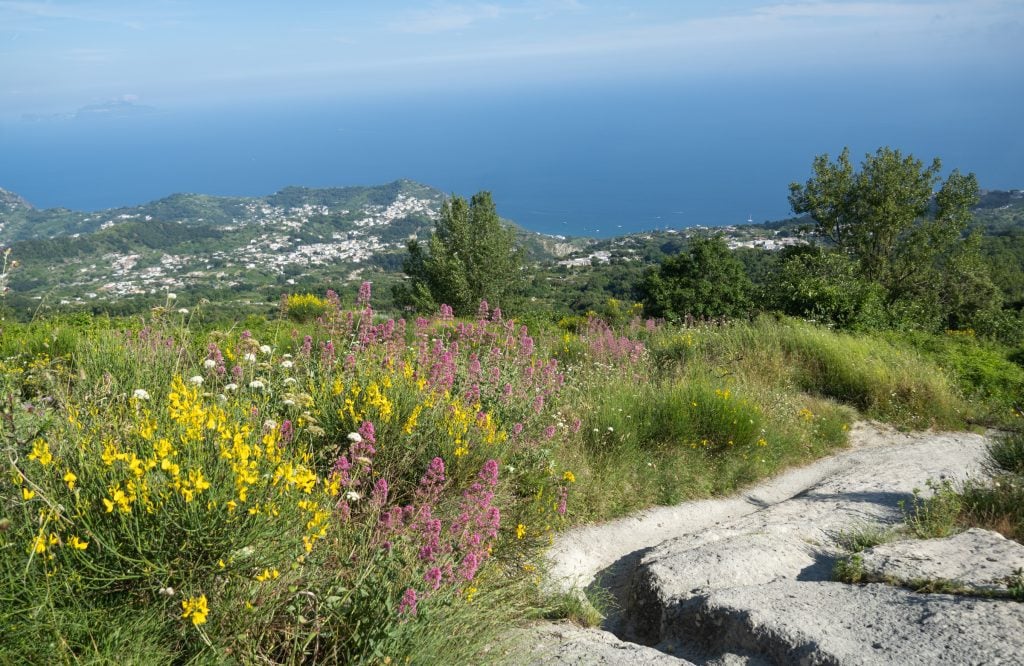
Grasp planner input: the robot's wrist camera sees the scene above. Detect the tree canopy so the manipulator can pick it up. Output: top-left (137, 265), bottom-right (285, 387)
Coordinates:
top-left (642, 236), bottom-right (752, 321)
top-left (788, 147), bottom-right (999, 330)
top-left (393, 191), bottom-right (525, 315)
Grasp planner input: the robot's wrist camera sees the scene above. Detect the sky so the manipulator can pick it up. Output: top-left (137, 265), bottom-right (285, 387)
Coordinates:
top-left (0, 1), bottom-right (1022, 230)
top-left (3, 0), bottom-right (1022, 118)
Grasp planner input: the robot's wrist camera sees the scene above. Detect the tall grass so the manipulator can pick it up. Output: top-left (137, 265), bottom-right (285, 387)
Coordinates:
top-left (1, 305), bottom-right (1009, 662)
top-left (649, 317), bottom-right (970, 429)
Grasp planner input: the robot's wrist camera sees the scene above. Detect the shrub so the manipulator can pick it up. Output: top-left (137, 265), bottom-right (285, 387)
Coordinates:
top-left (284, 293), bottom-right (328, 322)
top-left (1, 292), bottom-right (570, 663)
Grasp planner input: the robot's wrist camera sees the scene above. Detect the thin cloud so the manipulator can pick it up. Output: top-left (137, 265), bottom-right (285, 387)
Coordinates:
top-left (388, 3), bottom-right (505, 34)
top-left (0, 1), bottom-right (147, 29)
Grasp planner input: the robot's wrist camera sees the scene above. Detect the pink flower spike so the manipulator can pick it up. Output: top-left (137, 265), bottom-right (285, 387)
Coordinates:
top-left (398, 588), bottom-right (418, 616)
top-left (372, 477), bottom-right (389, 506)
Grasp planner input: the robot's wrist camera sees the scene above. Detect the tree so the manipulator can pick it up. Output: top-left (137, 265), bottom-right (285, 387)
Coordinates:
top-left (393, 192), bottom-right (525, 315)
top-left (769, 247), bottom-right (886, 329)
top-left (642, 236), bottom-right (752, 320)
top-left (788, 147), bottom-right (994, 328)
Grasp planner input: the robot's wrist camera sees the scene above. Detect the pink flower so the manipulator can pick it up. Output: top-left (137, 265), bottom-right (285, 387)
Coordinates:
top-left (398, 588), bottom-right (418, 616)
top-left (357, 281), bottom-right (373, 307)
top-left (459, 551), bottom-right (481, 581)
top-left (424, 567), bottom-right (443, 590)
top-left (372, 477), bottom-right (389, 506)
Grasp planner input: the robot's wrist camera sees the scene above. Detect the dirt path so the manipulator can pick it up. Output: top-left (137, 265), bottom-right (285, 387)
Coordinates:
top-left (525, 422), bottom-right (1023, 665)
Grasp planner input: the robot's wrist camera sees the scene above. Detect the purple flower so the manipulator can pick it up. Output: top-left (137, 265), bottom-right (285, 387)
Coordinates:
top-left (459, 552), bottom-right (481, 581)
top-left (398, 588), bottom-right (418, 616)
top-left (372, 477), bottom-right (389, 506)
top-left (479, 459), bottom-right (499, 487)
top-left (358, 420), bottom-right (376, 445)
top-left (424, 567), bottom-right (443, 590)
top-left (543, 425), bottom-right (557, 439)
top-left (357, 281), bottom-right (373, 307)
top-left (418, 457), bottom-right (446, 499)
top-left (280, 419), bottom-right (294, 443)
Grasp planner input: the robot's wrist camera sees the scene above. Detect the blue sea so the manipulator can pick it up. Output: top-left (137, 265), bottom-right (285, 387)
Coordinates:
top-left (2, 75), bottom-right (1021, 237)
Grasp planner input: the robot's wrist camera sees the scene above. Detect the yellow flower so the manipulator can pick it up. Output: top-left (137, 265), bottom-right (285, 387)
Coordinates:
top-left (181, 594), bottom-right (209, 626)
top-left (63, 470), bottom-right (77, 491)
top-left (67, 535), bottom-right (88, 550)
top-left (27, 439), bottom-right (53, 466)
top-left (757, 437), bottom-right (768, 447)
top-left (465, 587), bottom-right (478, 603)
top-left (516, 523), bottom-right (526, 539)
top-left (403, 404), bottom-right (422, 435)
top-left (255, 568), bottom-right (280, 582)
top-left (562, 470), bottom-right (576, 484)
top-left (22, 487), bottom-right (36, 501)
top-left (31, 534), bottom-right (47, 554)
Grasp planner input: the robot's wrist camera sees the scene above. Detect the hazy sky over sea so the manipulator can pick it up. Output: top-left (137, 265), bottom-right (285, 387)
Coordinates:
top-left (3, 0), bottom-right (1021, 117)
top-left (1, 1), bottom-right (1022, 233)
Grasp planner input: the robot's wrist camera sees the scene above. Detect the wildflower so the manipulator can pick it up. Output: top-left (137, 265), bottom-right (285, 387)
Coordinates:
top-left (167, 292), bottom-right (177, 300)
top-left (22, 487), bottom-right (35, 500)
top-left (178, 308), bottom-right (189, 315)
top-left (280, 360), bottom-right (294, 369)
top-left (357, 281), bottom-right (373, 307)
top-left (27, 439), bottom-right (52, 466)
top-left (158, 586), bottom-right (175, 597)
top-left (562, 470), bottom-right (576, 484)
top-left (607, 426), bottom-right (614, 432)
top-left (358, 420), bottom-right (377, 445)
top-left (188, 375), bottom-right (204, 386)
top-left (259, 344), bottom-right (272, 355)
top-left (414, 566), bottom-right (440, 592)
top-left (248, 380), bottom-right (265, 390)
top-left (244, 353), bottom-right (257, 363)
top-left (67, 535), bottom-right (88, 550)
top-left (557, 487), bottom-right (568, 516)
top-left (516, 523), bottom-right (527, 539)
top-left (181, 595), bottom-right (209, 626)
top-left (255, 568), bottom-right (280, 582)
top-left (372, 477), bottom-right (389, 506)
top-left (224, 383), bottom-right (238, 392)
top-left (63, 470), bottom-right (77, 491)
top-left (347, 432), bottom-right (363, 443)
top-left (460, 552), bottom-right (481, 581)
top-left (283, 377), bottom-right (297, 386)
top-left (398, 588), bottom-right (418, 616)
top-left (345, 490), bottom-right (362, 502)
top-left (203, 359), bottom-right (217, 370)
top-left (132, 389), bottom-right (151, 401)
top-left (465, 587), bottom-right (479, 603)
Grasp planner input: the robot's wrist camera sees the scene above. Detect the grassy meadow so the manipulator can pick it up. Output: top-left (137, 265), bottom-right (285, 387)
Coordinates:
top-left (1, 288), bottom-right (1021, 663)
